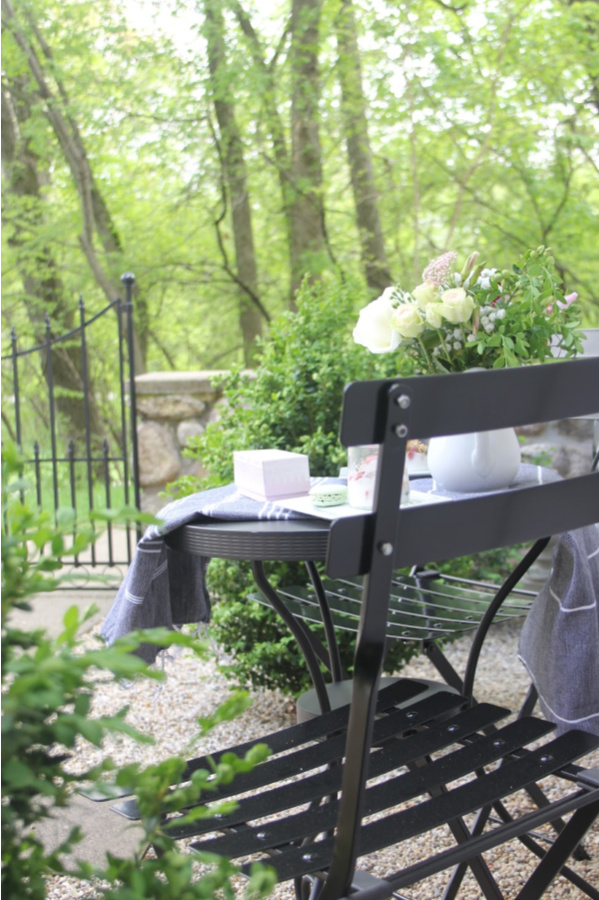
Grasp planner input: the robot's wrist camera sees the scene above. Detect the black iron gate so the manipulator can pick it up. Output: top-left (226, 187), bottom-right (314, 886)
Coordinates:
top-left (1, 274), bottom-right (140, 588)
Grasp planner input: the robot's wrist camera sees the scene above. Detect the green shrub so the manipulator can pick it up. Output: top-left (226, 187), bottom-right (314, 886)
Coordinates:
top-left (1, 443), bottom-right (275, 900)
top-left (166, 274), bottom-right (419, 695)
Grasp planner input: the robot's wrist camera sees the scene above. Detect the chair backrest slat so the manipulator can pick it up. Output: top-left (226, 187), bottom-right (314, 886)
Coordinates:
top-left (328, 472), bottom-right (599, 577)
top-left (339, 356), bottom-right (599, 446)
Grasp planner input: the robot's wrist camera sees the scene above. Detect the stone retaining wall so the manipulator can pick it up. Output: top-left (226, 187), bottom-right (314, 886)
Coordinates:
top-left (518, 417), bottom-right (596, 477)
top-left (135, 371), bottom-right (228, 512)
top-left (135, 371), bottom-right (597, 512)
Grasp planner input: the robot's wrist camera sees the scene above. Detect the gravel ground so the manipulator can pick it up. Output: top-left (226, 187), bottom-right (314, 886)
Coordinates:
top-left (45, 620), bottom-right (598, 899)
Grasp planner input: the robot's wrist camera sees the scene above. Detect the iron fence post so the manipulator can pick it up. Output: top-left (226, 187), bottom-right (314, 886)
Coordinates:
top-left (10, 326), bottom-right (21, 446)
top-left (79, 296), bottom-right (96, 563)
top-left (121, 273), bottom-right (141, 530)
top-left (44, 314), bottom-right (60, 514)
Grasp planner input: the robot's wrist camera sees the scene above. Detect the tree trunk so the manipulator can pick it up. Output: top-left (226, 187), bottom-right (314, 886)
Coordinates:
top-left (231, 2), bottom-right (295, 302)
top-left (335, 0), bottom-right (392, 293)
top-left (288, 0), bottom-right (327, 302)
top-left (232, 0), bottom-right (329, 306)
top-left (1, 0), bottom-right (147, 372)
top-left (1, 79), bottom-right (104, 447)
top-left (203, 0), bottom-right (265, 365)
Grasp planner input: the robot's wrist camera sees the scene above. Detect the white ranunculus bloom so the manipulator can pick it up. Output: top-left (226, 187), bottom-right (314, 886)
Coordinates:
top-left (425, 303), bottom-right (444, 329)
top-left (391, 303), bottom-right (425, 339)
top-left (439, 288), bottom-right (475, 324)
top-left (353, 291), bottom-right (401, 354)
top-left (412, 282), bottom-right (438, 309)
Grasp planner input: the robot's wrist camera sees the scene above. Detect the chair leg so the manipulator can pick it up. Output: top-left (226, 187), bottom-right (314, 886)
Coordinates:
top-left (515, 798), bottom-right (599, 900)
top-left (432, 760), bottom-right (597, 900)
top-left (518, 683), bottom-right (538, 719)
top-left (521, 780), bottom-right (591, 861)
top-left (410, 756), bottom-right (504, 900)
top-left (423, 640), bottom-right (464, 693)
top-left (442, 811), bottom-right (504, 900)
top-left (441, 803), bottom-right (490, 900)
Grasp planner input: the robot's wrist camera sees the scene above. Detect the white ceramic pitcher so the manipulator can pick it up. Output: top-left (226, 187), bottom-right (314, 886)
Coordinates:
top-left (428, 426), bottom-right (521, 493)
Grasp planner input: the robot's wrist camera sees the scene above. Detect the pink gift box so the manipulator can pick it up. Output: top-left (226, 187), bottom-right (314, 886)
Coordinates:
top-left (234, 449), bottom-right (310, 502)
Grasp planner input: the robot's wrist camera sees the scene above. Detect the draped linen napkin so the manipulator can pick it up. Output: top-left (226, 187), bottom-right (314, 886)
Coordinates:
top-left (519, 526), bottom-right (599, 736)
top-left (419, 464), bottom-right (599, 735)
top-left (100, 483), bottom-right (310, 663)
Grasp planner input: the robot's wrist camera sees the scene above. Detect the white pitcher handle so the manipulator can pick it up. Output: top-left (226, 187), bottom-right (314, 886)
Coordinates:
top-left (471, 431), bottom-right (493, 478)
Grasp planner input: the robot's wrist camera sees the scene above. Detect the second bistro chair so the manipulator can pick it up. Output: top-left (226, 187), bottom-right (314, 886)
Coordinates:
top-left (114, 358), bottom-right (599, 900)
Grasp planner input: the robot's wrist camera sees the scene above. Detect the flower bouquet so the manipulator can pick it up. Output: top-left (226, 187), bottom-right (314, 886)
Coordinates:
top-left (353, 247), bottom-right (584, 373)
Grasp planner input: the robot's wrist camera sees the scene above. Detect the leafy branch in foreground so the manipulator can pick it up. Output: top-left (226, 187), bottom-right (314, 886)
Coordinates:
top-left (1, 442), bottom-right (276, 900)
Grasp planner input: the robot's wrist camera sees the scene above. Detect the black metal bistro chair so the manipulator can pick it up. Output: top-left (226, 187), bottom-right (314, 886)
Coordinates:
top-left (119, 358), bottom-right (599, 899)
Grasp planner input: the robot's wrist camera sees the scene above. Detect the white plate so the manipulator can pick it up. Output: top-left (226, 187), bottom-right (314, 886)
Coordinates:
top-left (273, 489), bottom-right (450, 521)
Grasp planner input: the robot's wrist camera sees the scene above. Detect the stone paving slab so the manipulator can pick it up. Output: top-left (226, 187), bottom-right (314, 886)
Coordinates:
top-left (8, 527), bottom-right (133, 639)
top-left (12, 527), bottom-right (139, 868)
top-left (33, 793), bottom-right (146, 869)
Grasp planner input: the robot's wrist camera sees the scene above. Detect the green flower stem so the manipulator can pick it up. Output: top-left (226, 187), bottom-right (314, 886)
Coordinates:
top-left (437, 331), bottom-right (455, 367)
top-left (417, 337), bottom-right (435, 371)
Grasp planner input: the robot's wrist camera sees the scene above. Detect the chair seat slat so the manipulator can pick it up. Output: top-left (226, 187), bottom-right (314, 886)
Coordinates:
top-left (170, 699), bottom-right (509, 842)
top-left (187, 714), bottom-right (553, 858)
top-left (179, 677), bottom-right (427, 785)
top-left (254, 730), bottom-right (599, 884)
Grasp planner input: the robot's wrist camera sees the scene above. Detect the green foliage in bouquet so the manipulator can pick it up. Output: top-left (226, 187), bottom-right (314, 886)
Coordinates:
top-left (353, 246), bottom-right (584, 372)
top-left (166, 275), bottom-right (419, 696)
top-left (1, 443), bottom-right (275, 900)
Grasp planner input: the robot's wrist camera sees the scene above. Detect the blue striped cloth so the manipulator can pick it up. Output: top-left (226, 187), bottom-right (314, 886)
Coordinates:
top-left (519, 526), bottom-right (599, 736)
top-left (100, 482), bottom-right (320, 662)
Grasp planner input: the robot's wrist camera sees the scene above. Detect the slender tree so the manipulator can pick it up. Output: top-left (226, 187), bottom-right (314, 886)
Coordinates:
top-left (230, 1), bottom-right (295, 295)
top-left (288, 0), bottom-right (328, 299)
top-left (1, 0), bottom-right (147, 372)
top-left (1, 77), bottom-right (104, 443)
top-left (202, 0), bottom-right (265, 364)
top-left (229, 0), bottom-right (332, 305)
top-left (334, 0), bottom-right (392, 292)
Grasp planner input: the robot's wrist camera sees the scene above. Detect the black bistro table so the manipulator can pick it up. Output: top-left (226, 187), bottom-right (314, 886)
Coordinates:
top-left (159, 468), bottom-right (599, 734)
top-left (165, 517), bottom-right (335, 711)
top-left (162, 493), bottom-right (527, 716)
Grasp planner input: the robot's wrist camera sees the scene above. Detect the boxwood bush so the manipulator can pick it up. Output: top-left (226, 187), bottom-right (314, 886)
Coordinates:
top-left (167, 274), bottom-right (420, 695)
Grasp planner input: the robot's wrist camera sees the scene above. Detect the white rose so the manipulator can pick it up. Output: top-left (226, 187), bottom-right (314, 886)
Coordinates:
top-left (353, 292), bottom-right (401, 354)
top-left (439, 288), bottom-right (475, 324)
top-left (412, 282), bottom-right (438, 309)
top-left (391, 303), bottom-right (425, 339)
top-left (425, 303), bottom-right (444, 329)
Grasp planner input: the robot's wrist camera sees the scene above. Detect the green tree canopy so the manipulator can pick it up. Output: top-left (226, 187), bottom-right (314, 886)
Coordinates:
top-left (2, 0), bottom-right (597, 394)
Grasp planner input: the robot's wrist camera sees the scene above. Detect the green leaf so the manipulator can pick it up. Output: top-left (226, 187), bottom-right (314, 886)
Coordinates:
top-left (3, 758), bottom-right (37, 788)
top-left (56, 507), bottom-right (76, 528)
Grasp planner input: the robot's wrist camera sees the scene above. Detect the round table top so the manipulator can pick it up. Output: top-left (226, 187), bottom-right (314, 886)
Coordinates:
top-left (165, 517), bottom-right (331, 562)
